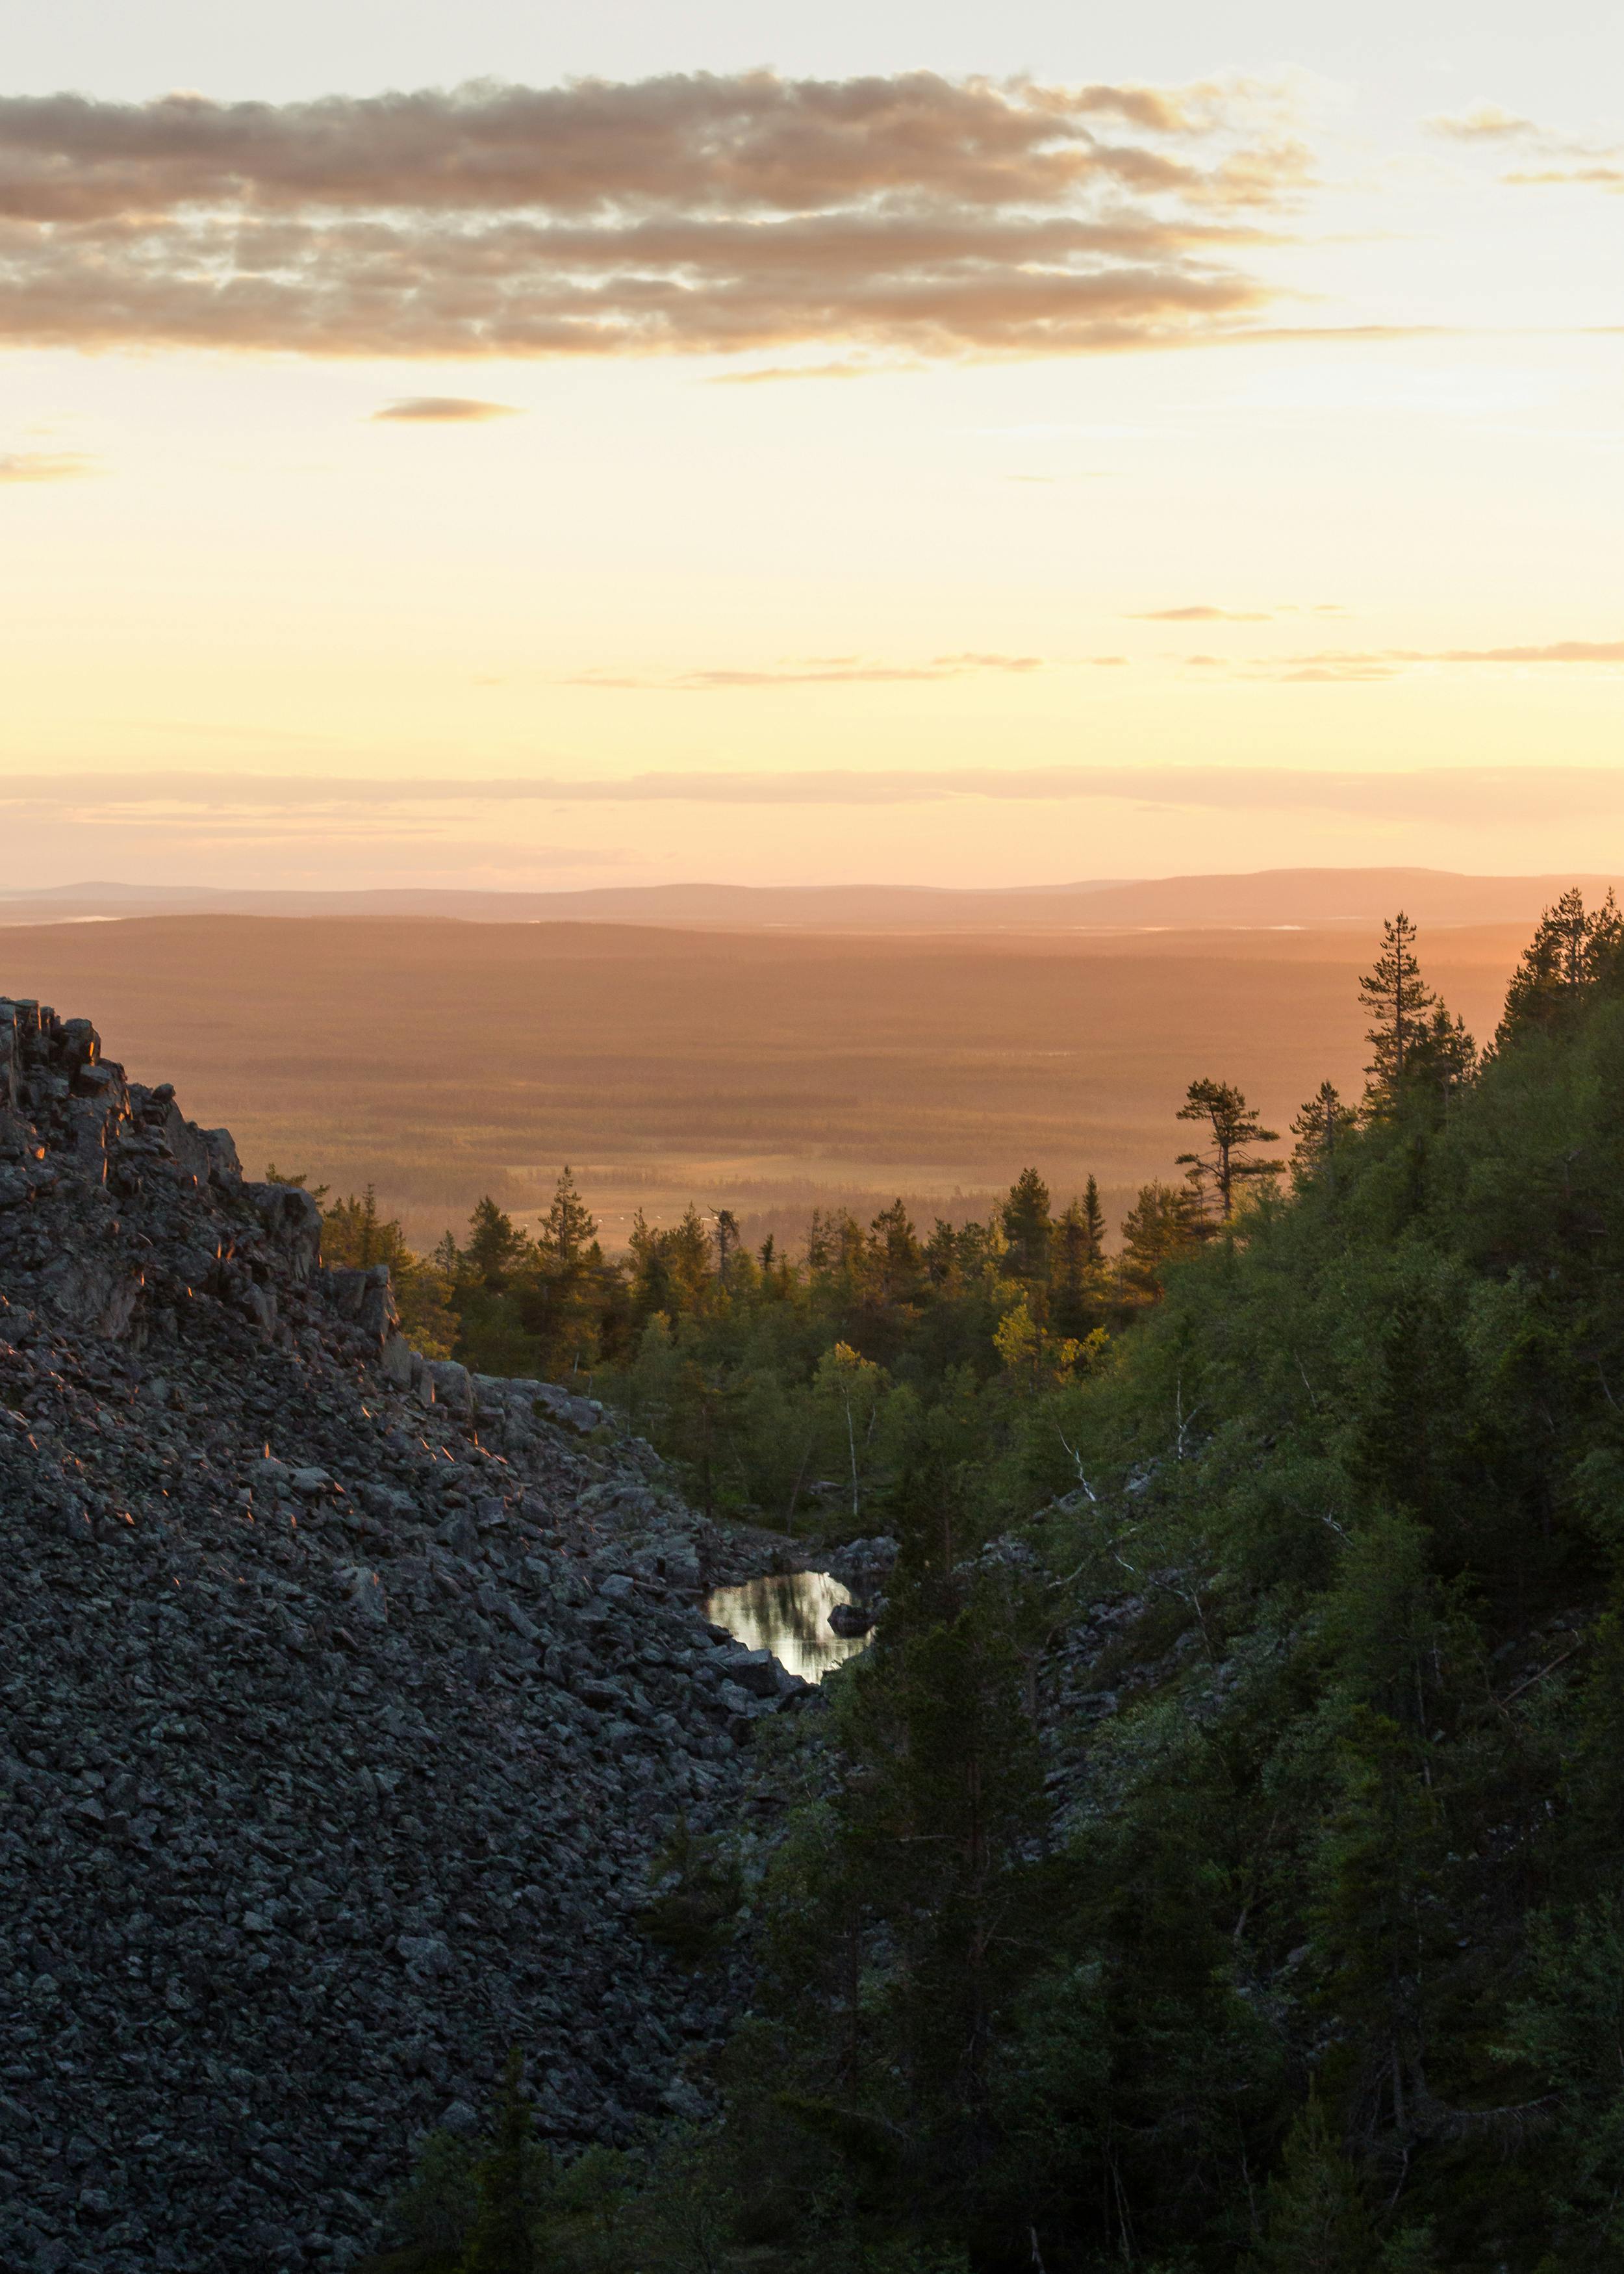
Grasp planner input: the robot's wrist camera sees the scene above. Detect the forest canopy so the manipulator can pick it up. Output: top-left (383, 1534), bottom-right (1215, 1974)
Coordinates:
top-left (361, 895), bottom-right (1624, 2273)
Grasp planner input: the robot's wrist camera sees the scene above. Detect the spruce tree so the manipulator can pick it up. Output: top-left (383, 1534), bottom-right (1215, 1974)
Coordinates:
top-left (1119, 1179), bottom-right (1206, 1299)
top-left (713, 1207), bottom-right (741, 1281)
top-left (1291, 1081), bottom-right (1359, 1179)
top-left (537, 1166), bottom-right (597, 1270)
top-left (1248, 2090), bottom-right (1379, 2273)
top-left (1407, 1001), bottom-right (1477, 1107)
top-left (459, 2048), bottom-right (548, 2274)
top-left (923, 1217), bottom-right (961, 1291)
top-left (805, 1207), bottom-right (834, 1271)
top-left (463, 1197), bottom-right (529, 1292)
top-left (1358, 914), bottom-right (1436, 1101)
top-left (868, 1198), bottom-right (924, 1313)
top-left (835, 1604), bottom-right (1045, 2188)
top-left (1082, 1172), bottom-right (1105, 1262)
top-left (1495, 886), bottom-right (1624, 1045)
top-left (1000, 1168), bottom-right (1053, 1284)
top-left (1050, 1194), bottom-right (1105, 1338)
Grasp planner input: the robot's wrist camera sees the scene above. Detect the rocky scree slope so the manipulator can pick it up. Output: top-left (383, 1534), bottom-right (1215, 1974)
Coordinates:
top-left (0, 999), bottom-right (810, 2274)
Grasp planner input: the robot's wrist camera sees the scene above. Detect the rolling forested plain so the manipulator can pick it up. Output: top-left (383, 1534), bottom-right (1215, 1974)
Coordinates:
top-left (0, 912), bottom-right (1523, 1254)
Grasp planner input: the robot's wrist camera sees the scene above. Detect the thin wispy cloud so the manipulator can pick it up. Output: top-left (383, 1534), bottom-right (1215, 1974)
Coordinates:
top-left (1428, 103), bottom-right (1538, 142)
top-left (1130, 604), bottom-right (1273, 621)
top-left (1254, 638), bottom-right (1624, 682)
top-left (1428, 102), bottom-right (1624, 190)
top-left (370, 396), bottom-right (523, 422)
top-left (11, 766), bottom-right (1624, 829)
top-left (0, 450), bottom-right (99, 482)
top-left (1506, 163), bottom-right (1624, 190)
top-left (561, 652), bottom-right (1049, 689)
top-left (0, 73), bottom-right (1309, 360)
top-left (709, 359), bottom-right (920, 384)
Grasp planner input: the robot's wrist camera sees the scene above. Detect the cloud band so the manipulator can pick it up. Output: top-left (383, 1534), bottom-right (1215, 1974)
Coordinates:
top-left (6, 766), bottom-right (1624, 830)
top-left (0, 73), bottom-right (1304, 358)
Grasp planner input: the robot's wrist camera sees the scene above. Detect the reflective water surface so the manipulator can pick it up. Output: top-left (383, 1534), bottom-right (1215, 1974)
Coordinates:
top-left (703, 1568), bottom-right (874, 1685)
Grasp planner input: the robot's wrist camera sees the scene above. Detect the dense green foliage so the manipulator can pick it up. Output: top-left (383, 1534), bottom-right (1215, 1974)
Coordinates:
top-left (410, 1164), bottom-right (1209, 1531)
top-left (369, 897), bottom-right (1624, 2271)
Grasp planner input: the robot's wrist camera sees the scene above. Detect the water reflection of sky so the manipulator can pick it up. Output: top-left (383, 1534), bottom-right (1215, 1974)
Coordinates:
top-left (704, 1570), bottom-right (872, 1686)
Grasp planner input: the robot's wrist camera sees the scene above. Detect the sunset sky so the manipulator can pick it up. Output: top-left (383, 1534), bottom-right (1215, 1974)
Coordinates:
top-left (2, 0), bottom-right (1621, 890)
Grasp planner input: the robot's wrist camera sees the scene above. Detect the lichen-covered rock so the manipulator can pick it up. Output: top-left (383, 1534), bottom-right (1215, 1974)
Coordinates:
top-left (0, 997), bottom-right (798, 2274)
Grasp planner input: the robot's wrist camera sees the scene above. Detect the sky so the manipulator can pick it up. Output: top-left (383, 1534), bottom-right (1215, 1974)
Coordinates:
top-left (0, 0), bottom-right (1620, 891)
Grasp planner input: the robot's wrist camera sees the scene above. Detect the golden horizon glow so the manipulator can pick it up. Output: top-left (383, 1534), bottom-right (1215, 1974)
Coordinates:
top-left (1, 4), bottom-right (1621, 889)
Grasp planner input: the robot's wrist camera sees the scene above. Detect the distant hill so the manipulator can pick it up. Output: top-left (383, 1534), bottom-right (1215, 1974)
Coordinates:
top-left (0, 867), bottom-right (1614, 932)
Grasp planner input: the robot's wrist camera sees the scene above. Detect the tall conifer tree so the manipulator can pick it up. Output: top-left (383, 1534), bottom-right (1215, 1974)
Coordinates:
top-left (1176, 1079), bottom-right (1282, 1219)
top-left (1496, 886), bottom-right (1624, 1045)
top-left (1291, 1082), bottom-right (1358, 1179)
top-left (1358, 914), bottom-right (1436, 1100)
top-left (1001, 1169), bottom-right (1053, 1284)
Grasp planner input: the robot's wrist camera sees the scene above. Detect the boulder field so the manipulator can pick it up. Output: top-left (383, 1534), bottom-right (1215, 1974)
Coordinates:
top-left (0, 997), bottom-right (807, 2274)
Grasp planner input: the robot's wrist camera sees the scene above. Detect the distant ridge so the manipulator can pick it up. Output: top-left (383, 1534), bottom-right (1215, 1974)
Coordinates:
top-left (0, 868), bottom-right (1614, 932)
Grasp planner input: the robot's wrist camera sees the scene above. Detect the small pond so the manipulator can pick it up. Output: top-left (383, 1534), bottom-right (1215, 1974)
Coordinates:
top-left (703, 1569), bottom-right (874, 1686)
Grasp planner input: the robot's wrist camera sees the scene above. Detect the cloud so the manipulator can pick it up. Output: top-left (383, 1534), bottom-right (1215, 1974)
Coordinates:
top-left (1427, 102), bottom-right (1624, 191)
top-left (0, 73), bottom-right (1308, 360)
top-left (1428, 103), bottom-right (1536, 142)
top-left (1438, 640), bottom-right (1624, 663)
top-left (371, 396), bottom-right (522, 421)
top-left (10, 765), bottom-right (1624, 829)
top-left (1130, 604), bottom-right (1272, 621)
top-left (0, 450), bottom-right (98, 481)
top-left (562, 652), bottom-right (1047, 689)
top-left (1255, 637), bottom-right (1624, 678)
top-left (710, 357), bottom-right (926, 383)
top-left (1504, 164), bottom-right (1624, 191)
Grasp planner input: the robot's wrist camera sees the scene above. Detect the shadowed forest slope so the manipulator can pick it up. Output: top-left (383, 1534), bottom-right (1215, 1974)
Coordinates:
top-left (353, 893), bottom-right (1624, 2274)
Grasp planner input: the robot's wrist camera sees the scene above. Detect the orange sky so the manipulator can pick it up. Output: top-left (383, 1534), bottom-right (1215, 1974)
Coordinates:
top-left (1, 1), bottom-right (1621, 889)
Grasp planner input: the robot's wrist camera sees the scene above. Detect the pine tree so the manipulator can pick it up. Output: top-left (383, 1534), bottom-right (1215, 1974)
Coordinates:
top-left (713, 1207), bottom-right (741, 1281)
top-left (537, 1166), bottom-right (597, 1271)
top-left (805, 1207), bottom-right (834, 1272)
top-left (321, 1184), bottom-right (405, 1270)
top-left (1119, 1179), bottom-right (1206, 1299)
top-left (835, 1605), bottom-right (1046, 2186)
top-left (868, 1199), bottom-right (924, 1312)
top-left (1247, 2089), bottom-right (1379, 2273)
top-left (631, 1205), bottom-right (715, 1314)
top-left (1175, 1079), bottom-right (1282, 1219)
top-left (1407, 1001), bottom-right (1477, 1107)
top-left (1358, 914), bottom-right (1436, 1101)
top-left (1291, 1082), bottom-right (1359, 1180)
top-left (265, 1163), bottom-right (330, 1203)
top-left (1050, 1193), bottom-right (1107, 1338)
top-left (388, 2127), bottom-right (478, 2265)
top-left (1082, 1173), bottom-right (1106, 1262)
top-left (522, 1169), bottom-right (609, 1378)
top-left (1001, 1168), bottom-right (1053, 1284)
top-left (463, 1197), bottom-right (529, 1292)
top-left (459, 2048), bottom-right (548, 2274)
top-left (923, 1217), bottom-right (961, 1291)
top-left (1496, 886), bottom-right (1624, 1046)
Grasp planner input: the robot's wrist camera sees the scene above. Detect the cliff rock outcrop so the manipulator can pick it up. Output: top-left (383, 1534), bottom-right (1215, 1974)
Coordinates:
top-left (0, 999), bottom-right (794, 2274)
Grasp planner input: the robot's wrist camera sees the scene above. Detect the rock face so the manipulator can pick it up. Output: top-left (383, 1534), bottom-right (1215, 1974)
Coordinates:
top-left (0, 999), bottom-right (798, 2273)
top-left (824, 1535), bottom-right (898, 1598)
